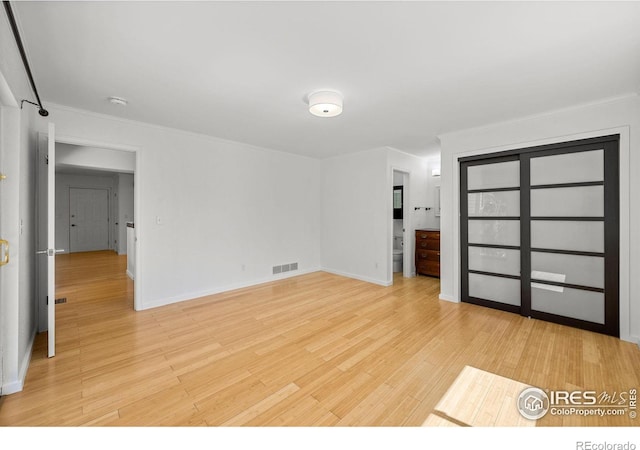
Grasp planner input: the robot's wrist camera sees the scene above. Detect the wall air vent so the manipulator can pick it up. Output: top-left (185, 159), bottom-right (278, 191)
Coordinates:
top-left (272, 263), bottom-right (298, 275)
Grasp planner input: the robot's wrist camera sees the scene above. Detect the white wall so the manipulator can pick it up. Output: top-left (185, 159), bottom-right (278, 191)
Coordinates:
top-left (55, 173), bottom-right (117, 254)
top-left (0, 104), bottom-right (23, 395)
top-left (0, 15), bottom-right (40, 394)
top-left (438, 94), bottom-right (639, 343)
top-left (57, 143), bottom-right (135, 173)
top-left (321, 148), bottom-right (388, 284)
top-left (17, 107), bottom-right (37, 385)
top-left (387, 148), bottom-right (431, 280)
top-left (321, 147), bottom-right (431, 285)
top-left (35, 104), bottom-right (322, 310)
top-left (117, 173), bottom-right (134, 255)
top-left (424, 157), bottom-right (441, 230)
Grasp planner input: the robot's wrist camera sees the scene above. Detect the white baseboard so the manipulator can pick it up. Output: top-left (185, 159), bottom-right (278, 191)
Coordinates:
top-left (2, 327), bottom-right (36, 395)
top-left (320, 267), bottom-right (392, 287)
top-left (126, 269), bottom-right (134, 280)
top-left (141, 266), bottom-right (322, 310)
top-left (439, 293), bottom-right (458, 303)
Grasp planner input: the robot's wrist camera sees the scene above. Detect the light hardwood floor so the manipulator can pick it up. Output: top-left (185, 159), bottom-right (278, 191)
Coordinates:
top-left (0, 250), bottom-right (638, 426)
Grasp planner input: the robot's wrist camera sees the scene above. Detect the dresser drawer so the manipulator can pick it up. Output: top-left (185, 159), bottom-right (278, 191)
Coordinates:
top-left (416, 239), bottom-right (440, 251)
top-left (416, 250), bottom-right (440, 262)
top-left (416, 231), bottom-right (440, 241)
top-left (417, 261), bottom-right (440, 277)
top-left (415, 230), bottom-right (440, 277)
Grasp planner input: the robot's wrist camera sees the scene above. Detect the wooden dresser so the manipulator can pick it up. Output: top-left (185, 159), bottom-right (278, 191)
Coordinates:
top-left (415, 229), bottom-right (440, 277)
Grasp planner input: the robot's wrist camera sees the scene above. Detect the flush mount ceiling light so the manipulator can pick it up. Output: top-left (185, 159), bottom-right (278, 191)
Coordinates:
top-left (108, 96), bottom-right (128, 106)
top-left (308, 90), bottom-right (343, 117)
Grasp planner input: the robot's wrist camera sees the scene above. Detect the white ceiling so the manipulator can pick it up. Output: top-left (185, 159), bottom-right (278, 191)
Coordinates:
top-left (56, 165), bottom-right (121, 178)
top-left (13, 1), bottom-right (640, 159)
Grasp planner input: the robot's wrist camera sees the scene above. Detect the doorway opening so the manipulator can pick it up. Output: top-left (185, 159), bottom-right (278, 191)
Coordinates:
top-left (390, 168), bottom-right (411, 283)
top-left (36, 135), bottom-right (140, 352)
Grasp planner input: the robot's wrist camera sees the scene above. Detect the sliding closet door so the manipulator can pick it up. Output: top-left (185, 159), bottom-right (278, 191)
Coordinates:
top-left (525, 140), bottom-right (619, 336)
top-left (461, 156), bottom-right (522, 314)
top-left (460, 135), bottom-right (619, 337)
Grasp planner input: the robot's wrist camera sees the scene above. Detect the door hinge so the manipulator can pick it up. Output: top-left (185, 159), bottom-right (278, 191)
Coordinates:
top-left (45, 155), bottom-right (49, 165)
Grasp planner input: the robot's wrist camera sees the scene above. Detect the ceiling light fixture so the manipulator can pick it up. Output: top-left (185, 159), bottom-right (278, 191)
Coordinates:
top-left (108, 96), bottom-right (128, 106)
top-left (308, 90), bottom-right (343, 117)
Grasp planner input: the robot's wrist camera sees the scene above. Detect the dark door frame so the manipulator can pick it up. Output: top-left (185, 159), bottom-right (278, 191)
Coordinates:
top-left (459, 134), bottom-right (619, 336)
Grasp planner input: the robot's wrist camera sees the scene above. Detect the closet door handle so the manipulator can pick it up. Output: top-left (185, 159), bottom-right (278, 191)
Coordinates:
top-left (0, 239), bottom-right (9, 266)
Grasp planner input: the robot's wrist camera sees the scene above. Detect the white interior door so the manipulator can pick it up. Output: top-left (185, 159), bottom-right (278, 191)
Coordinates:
top-left (46, 123), bottom-right (57, 357)
top-left (36, 123), bottom-right (60, 358)
top-left (0, 107), bottom-right (5, 390)
top-left (69, 188), bottom-right (109, 253)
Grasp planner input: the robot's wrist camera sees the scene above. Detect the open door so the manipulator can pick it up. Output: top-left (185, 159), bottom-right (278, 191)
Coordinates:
top-left (36, 123), bottom-right (61, 357)
top-left (0, 109), bottom-right (5, 390)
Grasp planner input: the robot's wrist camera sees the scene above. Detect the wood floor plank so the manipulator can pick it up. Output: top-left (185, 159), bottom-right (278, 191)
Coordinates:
top-left (1, 250), bottom-right (638, 426)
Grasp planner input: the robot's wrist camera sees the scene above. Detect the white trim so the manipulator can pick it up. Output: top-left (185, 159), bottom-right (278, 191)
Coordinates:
top-left (39, 131), bottom-right (143, 312)
top-left (141, 267), bottom-right (322, 310)
top-left (389, 167), bottom-right (413, 283)
top-left (321, 267), bottom-right (391, 287)
top-left (439, 293), bottom-right (456, 303)
top-left (446, 125), bottom-right (632, 342)
top-left (1, 328), bottom-right (35, 395)
top-left (126, 269), bottom-right (134, 280)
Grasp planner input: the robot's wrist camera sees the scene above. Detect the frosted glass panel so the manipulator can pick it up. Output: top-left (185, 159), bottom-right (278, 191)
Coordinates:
top-left (532, 286), bottom-right (604, 324)
top-left (531, 150), bottom-right (603, 185)
top-left (469, 273), bottom-right (520, 306)
top-left (468, 220), bottom-right (520, 246)
top-left (531, 186), bottom-right (603, 217)
top-left (531, 252), bottom-right (604, 289)
top-left (531, 221), bottom-right (603, 252)
top-left (468, 191), bottom-right (520, 217)
top-left (468, 161), bottom-right (520, 190)
top-left (469, 247), bottom-right (520, 276)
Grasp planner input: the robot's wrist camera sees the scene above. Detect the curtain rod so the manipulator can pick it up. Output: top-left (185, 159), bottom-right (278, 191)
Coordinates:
top-left (3, 0), bottom-right (48, 116)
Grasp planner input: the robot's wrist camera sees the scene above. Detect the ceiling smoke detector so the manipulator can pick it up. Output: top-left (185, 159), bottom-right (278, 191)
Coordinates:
top-left (308, 90), bottom-right (343, 117)
top-left (108, 96), bottom-right (128, 106)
